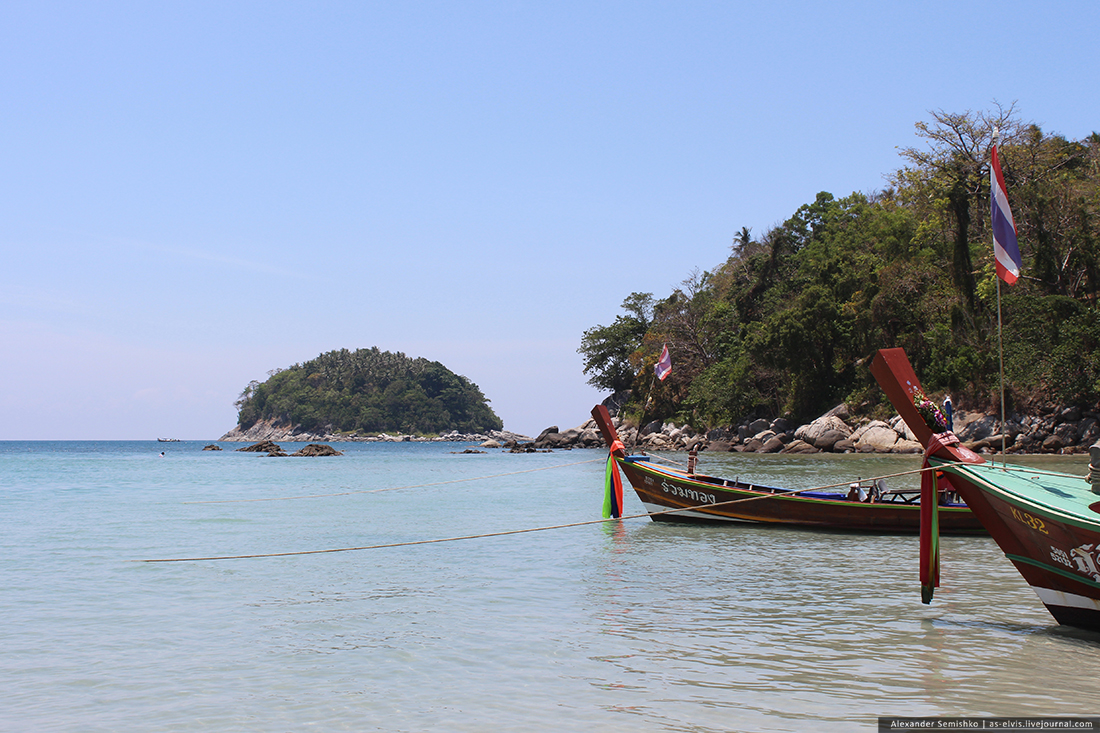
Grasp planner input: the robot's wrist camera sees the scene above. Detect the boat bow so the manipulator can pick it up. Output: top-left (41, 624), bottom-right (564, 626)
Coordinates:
top-left (872, 346), bottom-right (1100, 631)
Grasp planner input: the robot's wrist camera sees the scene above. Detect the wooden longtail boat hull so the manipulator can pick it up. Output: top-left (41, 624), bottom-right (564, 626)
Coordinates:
top-left (871, 347), bottom-right (1100, 631)
top-left (932, 460), bottom-right (1100, 629)
top-left (591, 405), bottom-right (984, 534)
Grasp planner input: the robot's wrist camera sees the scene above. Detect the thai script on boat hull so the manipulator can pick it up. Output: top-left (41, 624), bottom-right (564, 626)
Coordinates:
top-left (1045, 542), bottom-right (1100, 582)
top-left (642, 474), bottom-right (717, 505)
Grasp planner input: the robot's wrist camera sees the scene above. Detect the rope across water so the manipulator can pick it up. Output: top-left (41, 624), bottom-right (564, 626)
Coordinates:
top-left (138, 461), bottom-right (965, 563)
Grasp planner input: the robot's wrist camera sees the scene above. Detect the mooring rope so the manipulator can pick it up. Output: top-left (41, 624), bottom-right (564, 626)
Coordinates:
top-left (185, 457), bottom-right (606, 504)
top-left (139, 463), bottom-right (948, 563)
top-left (138, 514), bottom-right (645, 562)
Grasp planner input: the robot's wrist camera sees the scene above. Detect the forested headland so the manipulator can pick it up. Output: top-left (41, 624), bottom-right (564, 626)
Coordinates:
top-left (233, 347), bottom-right (503, 436)
top-left (580, 107), bottom-right (1100, 430)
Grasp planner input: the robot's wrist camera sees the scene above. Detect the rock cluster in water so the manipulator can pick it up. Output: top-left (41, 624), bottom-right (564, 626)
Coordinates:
top-left (507, 401), bottom-right (1100, 455)
top-left (235, 441), bottom-right (344, 457)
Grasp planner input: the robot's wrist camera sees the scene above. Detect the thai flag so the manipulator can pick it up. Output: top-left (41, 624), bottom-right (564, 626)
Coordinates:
top-left (991, 144), bottom-right (1022, 285)
top-left (655, 344), bottom-right (672, 381)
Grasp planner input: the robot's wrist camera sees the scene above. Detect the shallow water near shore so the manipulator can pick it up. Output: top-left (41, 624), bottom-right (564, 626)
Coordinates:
top-left (3, 441), bottom-right (1099, 732)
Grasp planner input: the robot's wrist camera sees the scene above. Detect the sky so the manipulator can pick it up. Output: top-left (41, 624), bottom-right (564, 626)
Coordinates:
top-left (2, 1), bottom-right (1098, 440)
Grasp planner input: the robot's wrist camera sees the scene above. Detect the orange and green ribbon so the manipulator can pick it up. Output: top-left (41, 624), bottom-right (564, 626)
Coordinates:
top-left (603, 453), bottom-right (623, 519)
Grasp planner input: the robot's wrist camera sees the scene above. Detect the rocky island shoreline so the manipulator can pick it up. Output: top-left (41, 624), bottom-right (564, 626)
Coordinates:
top-left (219, 418), bottom-right (531, 445)
top-left (526, 400), bottom-right (1099, 455)
top-left (506, 396), bottom-right (1100, 453)
top-left (221, 400), bottom-right (1100, 456)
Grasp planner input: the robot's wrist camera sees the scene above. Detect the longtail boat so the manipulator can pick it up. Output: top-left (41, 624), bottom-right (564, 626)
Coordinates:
top-left (871, 347), bottom-right (1100, 631)
top-left (591, 405), bottom-right (984, 534)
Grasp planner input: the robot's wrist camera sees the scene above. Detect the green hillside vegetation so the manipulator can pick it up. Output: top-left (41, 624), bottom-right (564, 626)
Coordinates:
top-left (580, 107), bottom-right (1100, 428)
top-left (234, 347), bottom-right (503, 435)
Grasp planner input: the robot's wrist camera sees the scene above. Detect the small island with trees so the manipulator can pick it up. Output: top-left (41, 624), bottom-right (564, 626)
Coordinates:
top-left (222, 347), bottom-right (504, 442)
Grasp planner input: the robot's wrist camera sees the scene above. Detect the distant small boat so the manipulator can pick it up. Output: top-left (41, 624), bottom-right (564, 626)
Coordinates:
top-left (872, 347), bottom-right (1100, 632)
top-left (157, 438), bottom-right (180, 443)
top-left (591, 405), bottom-right (983, 534)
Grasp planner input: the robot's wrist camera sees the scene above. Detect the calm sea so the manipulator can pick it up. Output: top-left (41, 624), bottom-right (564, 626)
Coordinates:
top-left (3, 441), bottom-right (1099, 732)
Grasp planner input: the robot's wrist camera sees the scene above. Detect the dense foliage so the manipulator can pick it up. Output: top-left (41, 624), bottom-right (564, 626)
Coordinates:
top-left (580, 107), bottom-right (1100, 428)
top-left (235, 347), bottom-right (503, 435)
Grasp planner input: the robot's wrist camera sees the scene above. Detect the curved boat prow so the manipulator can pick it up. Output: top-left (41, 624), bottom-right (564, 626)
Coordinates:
top-left (874, 350), bottom-right (1100, 631)
top-left (871, 348), bottom-right (991, 605)
top-left (591, 405), bottom-right (626, 457)
top-left (869, 348), bottom-right (937, 449)
top-left (870, 348), bottom-right (984, 467)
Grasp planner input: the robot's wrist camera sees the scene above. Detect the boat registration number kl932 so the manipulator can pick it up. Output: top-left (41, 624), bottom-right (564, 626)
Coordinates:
top-left (1010, 506), bottom-right (1049, 534)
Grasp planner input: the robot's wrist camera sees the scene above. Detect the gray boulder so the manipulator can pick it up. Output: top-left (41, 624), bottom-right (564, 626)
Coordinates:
top-left (1061, 406), bottom-right (1083, 423)
top-left (889, 415), bottom-right (920, 443)
top-left (238, 440), bottom-right (281, 453)
top-left (291, 443), bottom-right (344, 457)
top-left (813, 429), bottom-right (848, 451)
top-left (579, 429), bottom-right (602, 447)
top-left (707, 428), bottom-right (733, 442)
top-left (832, 438), bottom-right (856, 453)
top-left (1054, 422), bottom-right (1079, 445)
top-left (958, 415), bottom-right (1000, 442)
top-left (643, 433), bottom-right (672, 450)
top-left (780, 439), bottom-right (819, 454)
top-left (760, 436), bottom-right (786, 453)
top-left (535, 426), bottom-right (559, 443)
top-left (747, 418), bottom-right (770, 435)
top-left (1080, 419), bottom-right (1100, 446)
top-left (854, 422), bottom-right (899, 453)
top-left (794, 415), bottom-right (852, 449)
top-left (968, 434), bottom-right (1016, 452)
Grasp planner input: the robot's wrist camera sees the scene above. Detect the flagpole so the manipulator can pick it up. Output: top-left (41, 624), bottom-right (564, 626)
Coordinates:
top-left (990, 130), bottom-right (1022, 466)
top-left (996, 274), bottom-right (1007, 465)
top-left (640, 370), bottom-right (655, 429)
top-left (992, 129), bottom-right (1007, 466)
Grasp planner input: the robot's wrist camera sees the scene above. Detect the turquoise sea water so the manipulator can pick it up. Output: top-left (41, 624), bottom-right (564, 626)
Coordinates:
top-left (3, 441), bottom-right (1099, 732)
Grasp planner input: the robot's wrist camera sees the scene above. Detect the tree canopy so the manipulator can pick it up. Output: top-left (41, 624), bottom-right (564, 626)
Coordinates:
top-left (234, 347), bottom-right (503, 435)
top-left (579, 108), bottom-right (1100, 428)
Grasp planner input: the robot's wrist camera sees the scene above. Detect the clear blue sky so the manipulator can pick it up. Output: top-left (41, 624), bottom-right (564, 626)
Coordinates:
top-left (2, 1), bottom-right (1097, 440)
